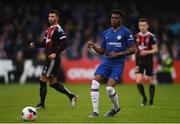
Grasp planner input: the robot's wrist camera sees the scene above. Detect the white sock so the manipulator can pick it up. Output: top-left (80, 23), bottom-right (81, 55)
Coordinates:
top-left (91, 80), bottom-right (100, 113)
top-left (106, 86), bottom-right (119, 110)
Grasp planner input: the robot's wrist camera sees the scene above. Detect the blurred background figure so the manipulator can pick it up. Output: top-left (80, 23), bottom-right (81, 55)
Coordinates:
top-left (0, 0), bottom-right (179, 84)
top-left (157, 43), bottom-right (175, 84)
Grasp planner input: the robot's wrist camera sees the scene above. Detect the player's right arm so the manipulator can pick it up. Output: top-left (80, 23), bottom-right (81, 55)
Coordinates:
top-left (29, 31), bottom-right (47, 49)
top-left (88, 41), bottom-right (105, 55)
top-left (29, 40), bottom-right (46, 49)
top-left (139, 34), bottom-right (158, 56)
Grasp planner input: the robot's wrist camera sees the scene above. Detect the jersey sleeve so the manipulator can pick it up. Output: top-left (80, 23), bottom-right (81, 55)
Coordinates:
top-left (126, 30), bottom-right (135, 46)
top-left (100, 32), bottom-right (106, 49)
top-left (150, 34), bottom-right (157, 45)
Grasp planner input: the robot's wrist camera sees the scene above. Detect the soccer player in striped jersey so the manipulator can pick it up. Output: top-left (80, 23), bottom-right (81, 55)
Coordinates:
top-left (29, 9), bottom-right (77, 109)
top-left (134, 18), bottom-right (158, 106)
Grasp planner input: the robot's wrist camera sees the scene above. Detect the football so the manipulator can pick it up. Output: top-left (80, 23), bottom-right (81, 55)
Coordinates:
top-left (21, 106), bottom-right (37, 121)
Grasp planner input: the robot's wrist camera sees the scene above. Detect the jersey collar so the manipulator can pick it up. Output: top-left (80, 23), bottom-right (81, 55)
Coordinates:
top-left (139, 31), bottom-right (150, 36)
top-left (111, 26), bottom-right (123, 32)
top-left (50, 24), bottom-right (60, 28)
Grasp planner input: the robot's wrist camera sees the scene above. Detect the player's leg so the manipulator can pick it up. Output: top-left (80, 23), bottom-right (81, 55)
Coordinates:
top-left (136, 73), bottom-right (147, 106)
top-left (146, 66), bottom-right (155, 106)
top-left (49, 76), bottom-right (77, 108)
top-left (35, 75), bottom-right (49, 109)
top-left (135, 66), bottom-right (147, 106)
top-left (104, 78), bottom-right (120, 117)
top-left (104, 64), bottom-right (124, 117)
top-left (35, 58), bottom-right (56, 109)
top-left (148, 76), bottom-right (155, 105)
top-left (89, 74), bottom-right (106, 118)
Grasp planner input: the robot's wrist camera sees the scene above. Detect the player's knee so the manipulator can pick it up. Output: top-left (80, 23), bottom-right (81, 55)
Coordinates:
top-left (49, 77), bottom-right (57, 86)
top-left (106, 86), bottom-right (115, 95)
top-left (136, 80), bottom-right (142, 84)
top-left (40, 75), bottom-right (48, 82)
top-left (91, 80), bottom-right (100, 90)
top-left (136, 78), bottom-right (142, 83)
top-left (148, 77), bottom-right (155, 84)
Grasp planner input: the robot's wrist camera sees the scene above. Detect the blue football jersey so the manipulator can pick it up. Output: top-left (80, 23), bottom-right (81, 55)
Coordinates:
top-left (100, 26), bottom-right (135, 64)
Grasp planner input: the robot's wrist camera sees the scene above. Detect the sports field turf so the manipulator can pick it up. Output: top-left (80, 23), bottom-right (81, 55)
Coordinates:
top-left (0, 83), bottom-right (180, 123)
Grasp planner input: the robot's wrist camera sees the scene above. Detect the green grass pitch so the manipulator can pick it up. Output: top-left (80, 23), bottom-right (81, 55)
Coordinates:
top-left (0, 83), bottom-right (180, 123)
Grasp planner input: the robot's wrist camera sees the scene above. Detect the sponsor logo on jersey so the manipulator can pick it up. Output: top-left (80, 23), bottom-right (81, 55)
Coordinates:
top-left (128, 34), bottom-right (134, 40)
top-left (108, 42), bottom-right (122, 47)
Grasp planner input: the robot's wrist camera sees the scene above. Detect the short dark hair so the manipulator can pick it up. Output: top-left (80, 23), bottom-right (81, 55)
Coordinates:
top-left (49, 9), bottom-right (60, 17)
top-left (138, 18), bottom-right (149, 24)
top-left (111, 9), bottom-right (125, 20)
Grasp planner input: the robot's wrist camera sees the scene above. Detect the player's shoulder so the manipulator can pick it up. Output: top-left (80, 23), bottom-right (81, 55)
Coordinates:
top-left (147, 31), bottom-right (155, 37)
top-left (120, 26), bottom-right (132, 33)
top-left (137, 31), bottom-right (155, 37)
top-left (103, 27), bottom-right (112, 33)
top-left (147, 32), bottom-right (157, 41)
top-left (100, 27), bottom-right (111, 37)
top-left (46, 25), bottom-right (64, 33)
top-left (56, 25), bottom-right (65, 33)
top-left (121, 26), bottom-right (131, 31)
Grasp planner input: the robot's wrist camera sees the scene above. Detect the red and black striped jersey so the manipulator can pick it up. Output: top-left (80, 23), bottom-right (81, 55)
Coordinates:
top-left (35, 24), bottom-right (67, 55)
top-left (135, 31), bottom-right (157, 54)
top-left (135, 31), bottom-right (157, 65)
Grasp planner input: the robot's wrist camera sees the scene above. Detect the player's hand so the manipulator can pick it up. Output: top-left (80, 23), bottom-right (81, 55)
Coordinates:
top-left (29, 42), bottom-right (35, 49)
top-left (139, 50), bottom-right (149, 56)
top-left (49, 53), bottom-right (56, 60)
top-left (109, 51), bottom-right (119, 58)
top-left (131, 54), bottom-right (136, 61)
top-left (87, 41), bottom-right (94, 48)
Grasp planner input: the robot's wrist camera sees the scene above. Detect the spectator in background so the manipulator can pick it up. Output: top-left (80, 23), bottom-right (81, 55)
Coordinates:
top-left (157, 43), bottom-right (174, 83)
top-left (0, 0), bottom-right (179, 64)
top-left (171, 39), bottom-right (180, 59)
top-left (12, 51), bottom-right (24, 82)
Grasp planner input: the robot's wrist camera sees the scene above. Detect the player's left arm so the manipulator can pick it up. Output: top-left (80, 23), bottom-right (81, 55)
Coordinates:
top-left (139, 35), bottom-right (158, 56)
top-left (49, 29), bottom-right (67, 59)
top-left (109, 45), bottom-right (136, 58)
top-left (109, 31), bottom-right (136, 58)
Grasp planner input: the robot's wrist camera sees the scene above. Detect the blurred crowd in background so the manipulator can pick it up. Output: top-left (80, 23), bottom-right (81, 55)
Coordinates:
top-left (0, 0), bottom-right (179, 63)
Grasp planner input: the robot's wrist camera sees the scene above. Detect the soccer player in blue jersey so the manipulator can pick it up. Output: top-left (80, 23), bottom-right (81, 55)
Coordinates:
top-left (88, 9), bottom-right (136, 117)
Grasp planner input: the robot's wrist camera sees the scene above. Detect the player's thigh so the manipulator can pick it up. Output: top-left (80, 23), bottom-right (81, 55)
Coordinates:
top-left (145, 65), bottom-right (154, 77)
top-left (109, 64), bottom-right (124, 84)
top-left (135, 73), bottom-right (143, 83)
top-left (135, 64), bottom-right (144, 75)
top-left (107, 78), bottom-right (116, 87)
top-left (39, 75), bottom-right (49, 82)
top-left (135, 64), bottom-right (144, 83)
top-left (94, 63), bottom-right (111, 82)
top-left (42, 58), bottom-right (60, 78)
top-left (147, 76), bottom-right (155, 84)
top-left (94, 75), bottom-right (107, 83)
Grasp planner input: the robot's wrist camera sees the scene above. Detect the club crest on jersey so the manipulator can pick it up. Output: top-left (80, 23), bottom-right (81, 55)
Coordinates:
top-left (136, 38), bottom-right (140, 42)
top-left (145, 38), bottom-right (150, 43)
top-left (117, 35), bottom-right (121, 40)
top-left (51, 31), bottom-right (54, 36)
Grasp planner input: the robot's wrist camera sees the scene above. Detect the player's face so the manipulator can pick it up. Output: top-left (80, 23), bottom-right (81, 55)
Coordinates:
top-left (48, 13), bottom-right (59, 25)
top-left (139, 21), bottom-right (149, 33)
top-left (111, 14), bottom-right (121, 28)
